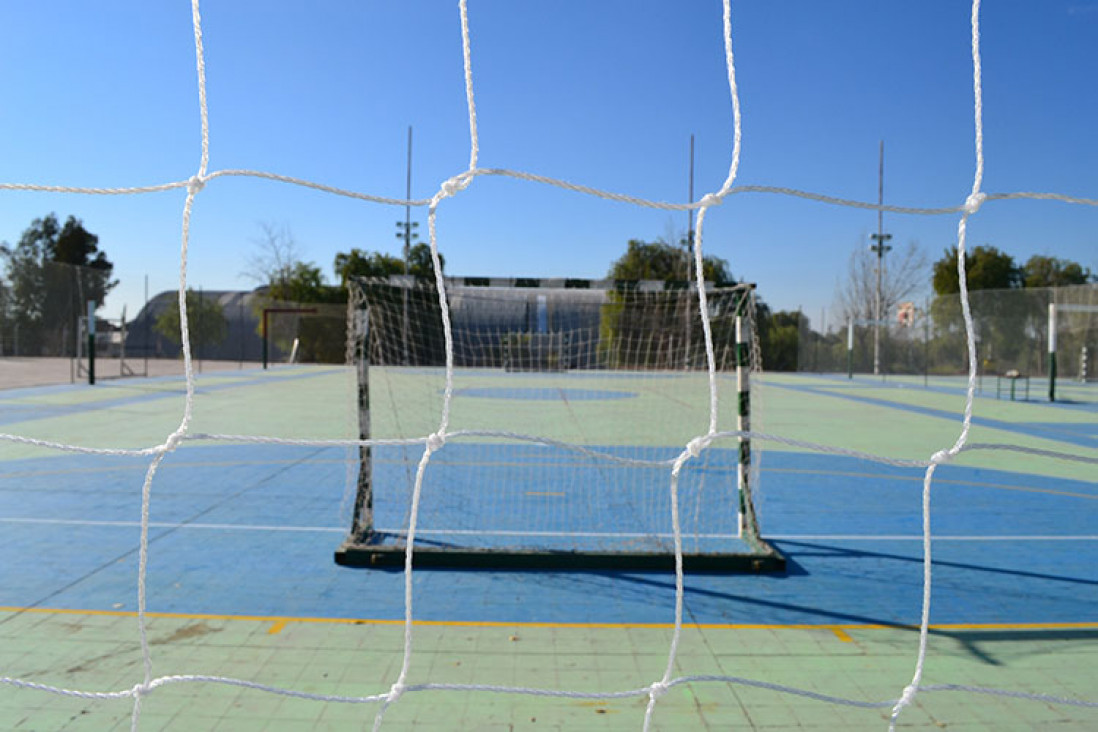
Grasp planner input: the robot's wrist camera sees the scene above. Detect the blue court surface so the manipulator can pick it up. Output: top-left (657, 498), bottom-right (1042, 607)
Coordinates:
top-left (1, 441), bottom-right (1094, 627)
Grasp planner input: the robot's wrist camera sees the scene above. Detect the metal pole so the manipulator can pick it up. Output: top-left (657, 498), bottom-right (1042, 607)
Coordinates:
top-left (869, 140), bottom-right (892, 377)
top-left (87, 300), bottom-right (96, 385)
top-left (684, 133), bottom-right (695, 370)
top-left (405, 125), bottom-right (413, 270)
top-left (924, 297), bottom-right (930, 388)
top-left (1048, 302), bottom-right (1057, 402)
top-left (144, 275), bottom-right (149, 377)
top-left (402, 125), bottom-right (412, 366)
top-left (847, 320), bottom-right (854, 379)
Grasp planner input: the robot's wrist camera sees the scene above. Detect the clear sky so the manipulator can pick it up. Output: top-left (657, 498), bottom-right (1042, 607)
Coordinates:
top-left (0, 1), bottom-right (1095, 331)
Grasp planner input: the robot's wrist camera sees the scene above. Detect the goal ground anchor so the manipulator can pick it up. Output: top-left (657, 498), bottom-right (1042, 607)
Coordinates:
top-left (335, 533), bottom-right (786, 573)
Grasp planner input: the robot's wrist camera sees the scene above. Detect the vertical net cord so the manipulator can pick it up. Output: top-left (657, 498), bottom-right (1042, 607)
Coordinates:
top-left (131, 2), bottom-right (211, 729)
top-left (644, 1), bottom-right (743, 728)
top-left (890, 0), bottom-right (984, 728)
top-left (374, 2), bottom-right (478, 728)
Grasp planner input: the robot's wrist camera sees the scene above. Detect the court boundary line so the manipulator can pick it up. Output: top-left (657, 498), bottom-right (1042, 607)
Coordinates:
top-left (2, 605), bottom-right (1096, 633)
top-left (5, 517), bottom-right (1097, 541)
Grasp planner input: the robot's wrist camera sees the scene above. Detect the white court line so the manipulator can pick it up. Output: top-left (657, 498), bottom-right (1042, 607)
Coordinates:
top-left (1, 517), bottom-right (343, 533)
top-left (768, 534), bottom-right (1098, 541)
top-left (4, 518), bottom-right (1097, 541)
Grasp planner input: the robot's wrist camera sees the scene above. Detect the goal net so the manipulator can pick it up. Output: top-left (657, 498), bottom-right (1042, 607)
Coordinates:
top-left (335, 277), bottom-right (781, 571)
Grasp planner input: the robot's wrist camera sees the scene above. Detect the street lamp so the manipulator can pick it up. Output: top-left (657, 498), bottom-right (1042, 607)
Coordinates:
top-left (869, 140), bottom-right (890, 377)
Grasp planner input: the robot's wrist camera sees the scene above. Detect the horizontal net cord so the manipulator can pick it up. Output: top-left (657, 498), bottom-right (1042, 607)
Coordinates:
top-left (8, 670), bottom-right (1094, 711)
top-left (4, 168), bottom-right (1097, 215)
top-left (3, 427), bottom-right (1091, 471)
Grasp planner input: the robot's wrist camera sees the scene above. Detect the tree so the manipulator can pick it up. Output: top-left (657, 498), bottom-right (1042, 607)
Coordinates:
top-left (0, 214), bottom-right (116, 356)
top-left (154, 289), bottom-right (228, 355)
top-left (608, 239), bottom-right (734, 285)
top-left (335, 243), bottom-right (444, 286)
top-left (600, 238), bottom-right (753, 370)
top-left (758, 310), bottom-right (801, 371)
top-left (836, 239), bottom-right (928, 324)
top-left (1021, 255), bottom-right (1093, 288)
top-left (832, 239), bottom-right (927, 374)
top-left (931, 244), bottom-right (1021, 295)
top-left (244, 223), bottom-right (362, 364)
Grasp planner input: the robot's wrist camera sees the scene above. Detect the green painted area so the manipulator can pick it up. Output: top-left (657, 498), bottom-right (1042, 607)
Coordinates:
top-left (369, 367), bottom-right (745, 448)
top-left (758, 373), bottom-right (1097, 482)
top-left (2, 612), bottom-right (1095, 730)
top-left (0, 367), bottom-right (357, 460)
top-left (2, 367), bottom-right (1093, 485)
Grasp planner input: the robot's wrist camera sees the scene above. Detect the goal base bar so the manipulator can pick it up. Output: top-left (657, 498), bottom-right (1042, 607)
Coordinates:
top-left (334, 536), bottom-right (786, 573)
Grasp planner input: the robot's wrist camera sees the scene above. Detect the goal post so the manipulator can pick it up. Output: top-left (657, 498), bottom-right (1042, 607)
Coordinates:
top-left (335, 276), bottom-right (784, 572)
top-left (1049, 300), bottom-right (1098, 402)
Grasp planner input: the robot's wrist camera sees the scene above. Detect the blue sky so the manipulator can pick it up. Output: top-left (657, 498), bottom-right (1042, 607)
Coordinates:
top-left (0, 1), bottom-right (1095, 331)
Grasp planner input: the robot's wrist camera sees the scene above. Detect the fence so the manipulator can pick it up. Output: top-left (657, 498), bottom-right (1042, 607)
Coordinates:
top-left (797, 284), bottom-right (1098, 383)
top-left (0, 260), bottom-right (349, 385)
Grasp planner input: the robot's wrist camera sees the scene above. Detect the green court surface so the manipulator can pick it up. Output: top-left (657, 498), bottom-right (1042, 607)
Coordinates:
top-left (1, 365), bottom-right (1096, 730)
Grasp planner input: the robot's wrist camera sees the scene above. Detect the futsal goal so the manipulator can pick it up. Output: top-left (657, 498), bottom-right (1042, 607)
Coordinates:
top-left (335, 276), bottom-right (783, 571)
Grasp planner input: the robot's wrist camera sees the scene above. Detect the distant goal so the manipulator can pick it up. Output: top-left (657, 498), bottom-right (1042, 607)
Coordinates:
top-left (335, 276), bottom-right (783, 572)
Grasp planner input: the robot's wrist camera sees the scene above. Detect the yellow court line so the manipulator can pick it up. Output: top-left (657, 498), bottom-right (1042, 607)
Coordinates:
top-left (3, 607), bottom-right (1097, 633)
top-left (829, 626), bottom-right (854, 642)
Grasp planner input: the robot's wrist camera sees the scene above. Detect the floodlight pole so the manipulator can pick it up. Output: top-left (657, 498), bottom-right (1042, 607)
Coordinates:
top-left (395, 126), bottom-right (417, 366)
top-left (684, 133), bottom-right (695, 370)
top-left (869, 140), bottom-right (892, 376)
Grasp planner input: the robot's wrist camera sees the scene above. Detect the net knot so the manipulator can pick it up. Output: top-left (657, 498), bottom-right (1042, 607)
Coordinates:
top-left (891, 683), bottom-right (919, 718)
top-left (930, 449), bottom-right (951, 465)
top-left (387, 681), bottom-right (406, 703)
top-left (699, 193), bottom-right (722, 208)
top-left (648, 680), bottom-right (670, 699)
top-left (440, 173), bottom-right (472, 198)
top-left (186, 174), bottom-right (206, 195)
top-left (426, 431), bottom-right (446, 452)
top-left (164, 431), bottom-right (185, 452)
top-left (130, 681), bottom-right (152, 698)
top-left (685, 435), bottom-right (708, 458)
top-left (963, 191), bottom-right (985, 215)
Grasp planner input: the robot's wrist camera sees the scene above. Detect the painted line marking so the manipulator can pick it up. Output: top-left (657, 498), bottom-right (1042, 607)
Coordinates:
top-left (0, 517), bottom-right (344, 533)
top-left (2, 607), bottom-right (1096, 633)
top-left (765, 467), bottom-right (1098, 501)
top-left (830, 627), bottom-right (854, 642)
top-left (4, 518), bottom-right (1097, 542)
top-left (768, 534), bottom-right (1098, 541)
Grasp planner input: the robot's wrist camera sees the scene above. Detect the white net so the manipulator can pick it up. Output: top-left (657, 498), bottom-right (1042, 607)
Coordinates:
top-left (1, 1), bottom-right (1097, 731)
top-left (337, 277), bottom-right (772, 568)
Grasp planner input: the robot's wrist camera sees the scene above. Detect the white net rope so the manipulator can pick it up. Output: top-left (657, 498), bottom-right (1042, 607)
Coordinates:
top-left (1, 0), bottom-right (1096, 730)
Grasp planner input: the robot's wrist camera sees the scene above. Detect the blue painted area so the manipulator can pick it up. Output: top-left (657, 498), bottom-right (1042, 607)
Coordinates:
top-left (812, 372), bottom-right (1098, 412)
top-left (0, 444), bottom-right (1094, 626)
top-left (451, 387), bottom-right (636, 401)
top-left (773, 379), bottom-right (1098, 449)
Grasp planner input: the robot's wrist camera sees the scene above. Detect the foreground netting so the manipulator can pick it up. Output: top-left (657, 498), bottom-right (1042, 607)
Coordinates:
top-left (335, 277), bottom-right (781, 571)
top-left (1, 1), bottom-right (1097, 731)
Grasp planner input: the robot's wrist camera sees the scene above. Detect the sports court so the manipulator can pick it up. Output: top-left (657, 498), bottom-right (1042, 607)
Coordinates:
top-left (2, 0), bottom-right (1097, 729)
top-left (1, 364), bottom-right (1095, 729)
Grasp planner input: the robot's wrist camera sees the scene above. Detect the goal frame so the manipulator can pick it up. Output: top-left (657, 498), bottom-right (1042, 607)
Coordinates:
top-left (334, 276), bottom-right (785, 573)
